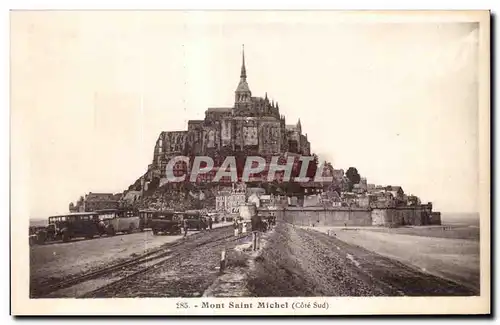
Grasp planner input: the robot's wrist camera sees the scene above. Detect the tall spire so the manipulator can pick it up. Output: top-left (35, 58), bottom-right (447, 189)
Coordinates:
top-left (235, 44), bottom-right (251, 104)
top-left (240, 44), bottom-right (247, 79)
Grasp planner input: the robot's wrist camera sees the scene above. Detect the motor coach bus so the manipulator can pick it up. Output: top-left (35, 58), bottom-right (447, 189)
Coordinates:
top-left (41, 212), bottom-right (103, 243)
top-left (96, 208), bottom-right (140, 236)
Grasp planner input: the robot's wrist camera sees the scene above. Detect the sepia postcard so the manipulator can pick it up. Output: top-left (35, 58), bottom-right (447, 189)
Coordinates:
top-left (10, 10), bottom-right (490, 316)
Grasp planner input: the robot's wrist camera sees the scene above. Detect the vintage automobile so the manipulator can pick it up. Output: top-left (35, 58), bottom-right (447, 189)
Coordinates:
top-left (29, 234), bottom-right (37, 246)
top-left (138, 209), bottom-right (155, 231)
top-left (183, 210), bottom-right (207, 230)
top-left (96, 208), bottom-right (141, 236)
top-left (150, 210), bottom-right (183, 235)
top-left (29, 226), bottom-right (47, 246)
top-left (41, 212), bottom-right (104, 243)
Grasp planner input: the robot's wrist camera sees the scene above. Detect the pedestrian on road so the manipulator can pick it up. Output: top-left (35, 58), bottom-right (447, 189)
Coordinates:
top-left (233, 219), bottom-right (239, 237)
top-left (208, 216), bottom-right (213, 230)
top-left (183, 218), bottom-right (189, 238)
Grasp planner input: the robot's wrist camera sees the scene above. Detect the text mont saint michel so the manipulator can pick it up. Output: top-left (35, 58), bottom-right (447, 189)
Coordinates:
top-left (202, 301), bottom-right (288, 309)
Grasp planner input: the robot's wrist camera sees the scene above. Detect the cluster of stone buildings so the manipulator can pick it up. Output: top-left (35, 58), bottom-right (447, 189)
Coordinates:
top-left (321, 182), bottom-right (424, 209)
top-left (287, 165), bottom-right (429, 211)
top-left (215, 183), bottom-right (289, 217)
top-left (69, 192), bottom-right (122, 212)
top-left (211, 168), bottom-right (442, 226)
top-left (286, 176), bottom-right (442, 226)
top-left (214, 181), bottom-right (441, 227)
top-left (215, 184), bottom-right (247, 214)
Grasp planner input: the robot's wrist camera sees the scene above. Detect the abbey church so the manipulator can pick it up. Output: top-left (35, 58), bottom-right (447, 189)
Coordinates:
top-left (148, 47), bottom-right (311, 178)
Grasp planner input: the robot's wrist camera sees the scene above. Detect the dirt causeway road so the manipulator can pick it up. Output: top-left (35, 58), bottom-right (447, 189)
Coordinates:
top-left (31, 222), bottom-right (476, 298)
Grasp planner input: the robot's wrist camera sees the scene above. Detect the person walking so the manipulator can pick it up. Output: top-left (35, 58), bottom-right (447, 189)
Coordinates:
top-left (183, 218), bottom-right (189, 238)
top-left (233, 219), bottom-right (239, 237)
top-left (238, 217), bottom-right (243, 235)
top-left (208, 216), bottom-right (213, 230)
top-left (200, 217), bottom-right (206, 231)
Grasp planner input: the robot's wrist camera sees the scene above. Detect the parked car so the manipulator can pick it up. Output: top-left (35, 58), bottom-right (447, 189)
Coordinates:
top-left (150, 210), bottom-right (183, 235)
top-left (29, 226), bottom-right (48, 246)
top-left (183, 210), bottom-right (206, 230)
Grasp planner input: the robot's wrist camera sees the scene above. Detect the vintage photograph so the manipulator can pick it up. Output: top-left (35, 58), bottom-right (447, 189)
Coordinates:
top-left (11, 10), bottom-right (490, 315)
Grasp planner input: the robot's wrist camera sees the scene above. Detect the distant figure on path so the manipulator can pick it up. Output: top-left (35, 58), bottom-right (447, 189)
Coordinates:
top-left (233, 219), bottom-right (239, 237)
top-left (183, 218), bottom-right (189, 238)
top-left (238, 218), bottom-right (243, 234)
top-left (208, 216), bottom-right (213, 230)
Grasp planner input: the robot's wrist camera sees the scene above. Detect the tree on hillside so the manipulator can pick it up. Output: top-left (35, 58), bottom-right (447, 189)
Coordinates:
top-left (346, 167), bottom-right (361, 184)
top-left (345, 167), bottom-right (361, 192)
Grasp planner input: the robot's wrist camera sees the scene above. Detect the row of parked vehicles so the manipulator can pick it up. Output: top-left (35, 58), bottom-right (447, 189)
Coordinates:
top-left (145, 210), bottom-right (218, 235)
top-left (30, 208), bottom-right (218, 245)
top-left (29, 209), bottom-right (143, 245)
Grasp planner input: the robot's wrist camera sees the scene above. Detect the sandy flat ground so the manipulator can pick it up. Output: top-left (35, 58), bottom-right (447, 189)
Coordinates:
top-left (30, 222), bottom-right (232, 287)
top-left (303, 226), bottom-right (480, 292)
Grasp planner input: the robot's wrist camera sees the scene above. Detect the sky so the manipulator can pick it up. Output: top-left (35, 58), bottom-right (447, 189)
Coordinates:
top-left (10, 11), bottom-right (483, 217)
